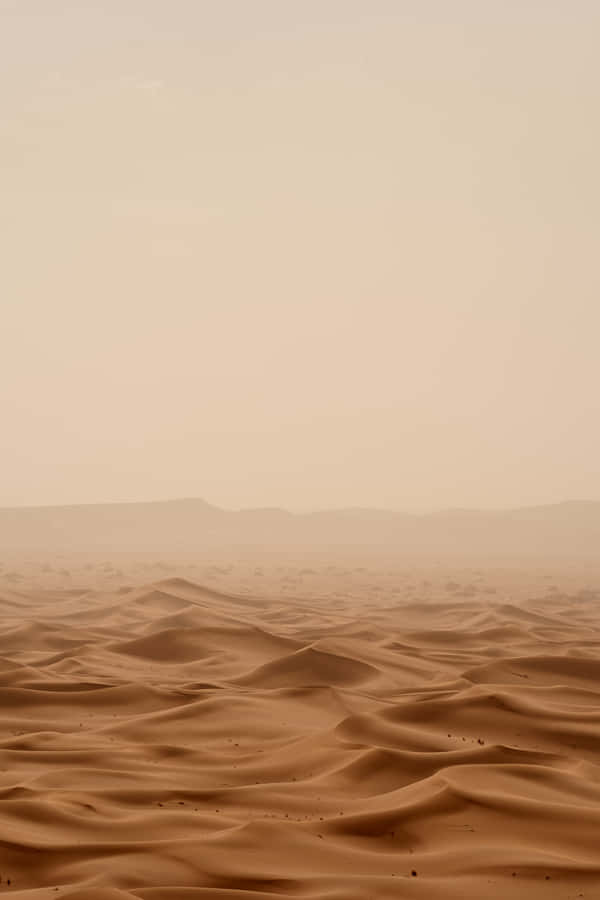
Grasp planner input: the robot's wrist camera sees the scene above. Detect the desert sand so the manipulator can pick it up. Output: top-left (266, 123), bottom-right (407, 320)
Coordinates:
top-left (0, 555), bottom-right (599, 898)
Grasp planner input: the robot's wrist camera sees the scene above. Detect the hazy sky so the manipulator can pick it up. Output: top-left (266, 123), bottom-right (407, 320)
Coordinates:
top-left (2, 1), bottom-right (599, 511)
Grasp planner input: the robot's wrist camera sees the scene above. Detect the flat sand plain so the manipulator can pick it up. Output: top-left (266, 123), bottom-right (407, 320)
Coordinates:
top-left (0, 554), bottom-right (599, 898)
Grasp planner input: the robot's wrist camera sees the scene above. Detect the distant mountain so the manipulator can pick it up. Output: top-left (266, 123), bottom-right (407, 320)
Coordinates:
top-left (0, 498), bottom-right (598, 558)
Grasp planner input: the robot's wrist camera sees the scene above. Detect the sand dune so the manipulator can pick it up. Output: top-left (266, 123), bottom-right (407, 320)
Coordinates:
top-left (0, 564), bottom-right (599, 897)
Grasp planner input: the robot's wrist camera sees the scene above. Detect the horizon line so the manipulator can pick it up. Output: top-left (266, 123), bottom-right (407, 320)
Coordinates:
top-left (0, 497), bottom-right (597, 516)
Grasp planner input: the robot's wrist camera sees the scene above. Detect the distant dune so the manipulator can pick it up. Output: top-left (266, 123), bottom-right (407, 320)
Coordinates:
top-left (0, 497), bottom-right (599, 557)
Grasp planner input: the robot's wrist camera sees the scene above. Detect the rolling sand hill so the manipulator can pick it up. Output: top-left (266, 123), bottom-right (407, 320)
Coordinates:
top-left (0, 560), bottom-right (599, 897)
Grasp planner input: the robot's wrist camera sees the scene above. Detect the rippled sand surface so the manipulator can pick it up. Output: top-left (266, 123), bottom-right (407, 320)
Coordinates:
top-left (0, 558), bottom-right (599, 898)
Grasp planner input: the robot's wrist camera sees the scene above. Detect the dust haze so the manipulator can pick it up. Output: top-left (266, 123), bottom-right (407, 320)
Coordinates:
top-left (3, 1), bottom-right (599, 512)
top-left (2, 4), bottom-right (600, 900)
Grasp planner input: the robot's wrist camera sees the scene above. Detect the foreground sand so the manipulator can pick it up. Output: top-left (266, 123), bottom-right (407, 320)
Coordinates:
top-left (0, 558), bottom-right (599, 898)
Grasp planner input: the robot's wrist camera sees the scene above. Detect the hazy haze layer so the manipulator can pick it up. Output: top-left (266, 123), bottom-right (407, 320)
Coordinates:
top-left (3, 1), bottom-right (599, 509)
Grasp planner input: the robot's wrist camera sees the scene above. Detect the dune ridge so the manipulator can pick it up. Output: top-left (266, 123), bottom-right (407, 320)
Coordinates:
top-left (1, 498), bottom-right (599, 557)
top-left (0, 568), bottom-right (599, 898)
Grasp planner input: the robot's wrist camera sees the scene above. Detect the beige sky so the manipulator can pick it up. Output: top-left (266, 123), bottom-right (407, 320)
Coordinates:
top-left (2, 1), bottom-right (599, 511)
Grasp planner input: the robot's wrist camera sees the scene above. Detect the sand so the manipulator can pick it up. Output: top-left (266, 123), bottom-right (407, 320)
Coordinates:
top-left (0, 556), bottom-right (599, 898)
